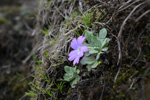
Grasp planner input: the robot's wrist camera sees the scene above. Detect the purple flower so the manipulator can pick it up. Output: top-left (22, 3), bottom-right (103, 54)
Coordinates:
top-left (68, 36), bottom-right (88, 65)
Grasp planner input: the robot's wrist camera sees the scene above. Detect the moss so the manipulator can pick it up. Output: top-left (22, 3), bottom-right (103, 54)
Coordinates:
top-left (0, 17), bottom-right (7, 24)
top-left (12, 82), bottom-right (28, 93)
top-left (6, 6), bottom-right (21, 15)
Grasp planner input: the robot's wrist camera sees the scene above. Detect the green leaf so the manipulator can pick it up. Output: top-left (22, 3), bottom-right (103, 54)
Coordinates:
top-left (63, 66), bottom-right (80, 88)
top-left (99, 28), bottom-right (107, 39)
top-left (80, 56), bottom-right (96, 65)
top-left (64, 66), bottom-right (71, 72)
top-left (91, 61), bottom-right (99, 68)
top-left (70, 75), bottom-right (80, 88)
top-left (84, 52), bottom-right (90, 57)
top-left (86, 64), bottom-right (92, 71)
top-left (101, 47), bottom-right (108, 51)
top-left (86, 61), bottom-right (102, 71)
top-left (98, 61), bottom-right (102, 65)
top-left (83, 43), bottom-right (95, 49)
top-left (82, 42), bottom-right (90, 47)
top-left (72, 67), bottom-right (77, 72)
top-left (91, 35), bottom-right (100, 47)
top-left (89, 49), bottom-right (99, 54)
top-left (76, 69), bottom-right (80, 74)
top-left (25, 92), bottom-right (37, 97)
top-left (96, 37), bottom-right (102, 47)
top-left (96, 52), bottom-right (103, 60)
top-left (101, 38), bottom-right (110, 48)
top-left (84, 30), bottom-right (93, 42)
top-left (63, 73), bottom-right (74, 81)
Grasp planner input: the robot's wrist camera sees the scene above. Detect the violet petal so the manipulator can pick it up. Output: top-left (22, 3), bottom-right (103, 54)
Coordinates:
top-left (78, 51), bottom-right (84, 57)
top-left (80, 46), bottom-right (88, 52)
top-left (77, 36), bottom-right (85, 46)
top-left (71, 38), bottom-right (78, 49)
top-left (68, 53), bottom-right (78, 61)
top-left (73, 56), bottom-right (80, 65)
top-left (69, 50), bottom-right (78, 56)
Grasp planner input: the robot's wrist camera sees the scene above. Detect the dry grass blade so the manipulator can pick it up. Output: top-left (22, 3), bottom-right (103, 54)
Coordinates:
top-left (135, 9), bottom-right (150, 22)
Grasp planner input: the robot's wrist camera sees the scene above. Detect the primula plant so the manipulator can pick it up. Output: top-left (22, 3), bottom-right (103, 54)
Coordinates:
top-left (81, 28), bottom-right (110, 71)
top-left (63, 28), bottom-right (110, 88)
top-left (63, 66), bottom-right (80, 88)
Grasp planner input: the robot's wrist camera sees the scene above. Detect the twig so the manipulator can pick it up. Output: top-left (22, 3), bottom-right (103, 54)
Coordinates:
top-left (118, 1), bottom-right (146, 38)
top-left (114, 66), bottom-right (121, 82)
top-left (131, 30), bottom-right (144, 66)
top-left (99, 81), bottom-right (106, 100)
top-left (133, 4), bottom-right (147, 16)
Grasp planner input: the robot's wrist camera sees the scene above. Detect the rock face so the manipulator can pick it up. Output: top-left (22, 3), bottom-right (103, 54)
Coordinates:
top-left (1, 0), bottom-right (150, 100)
top-left (0, 0), bottom-right (37, 99)
top-left (25, 0), bottom-right (150, 100)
